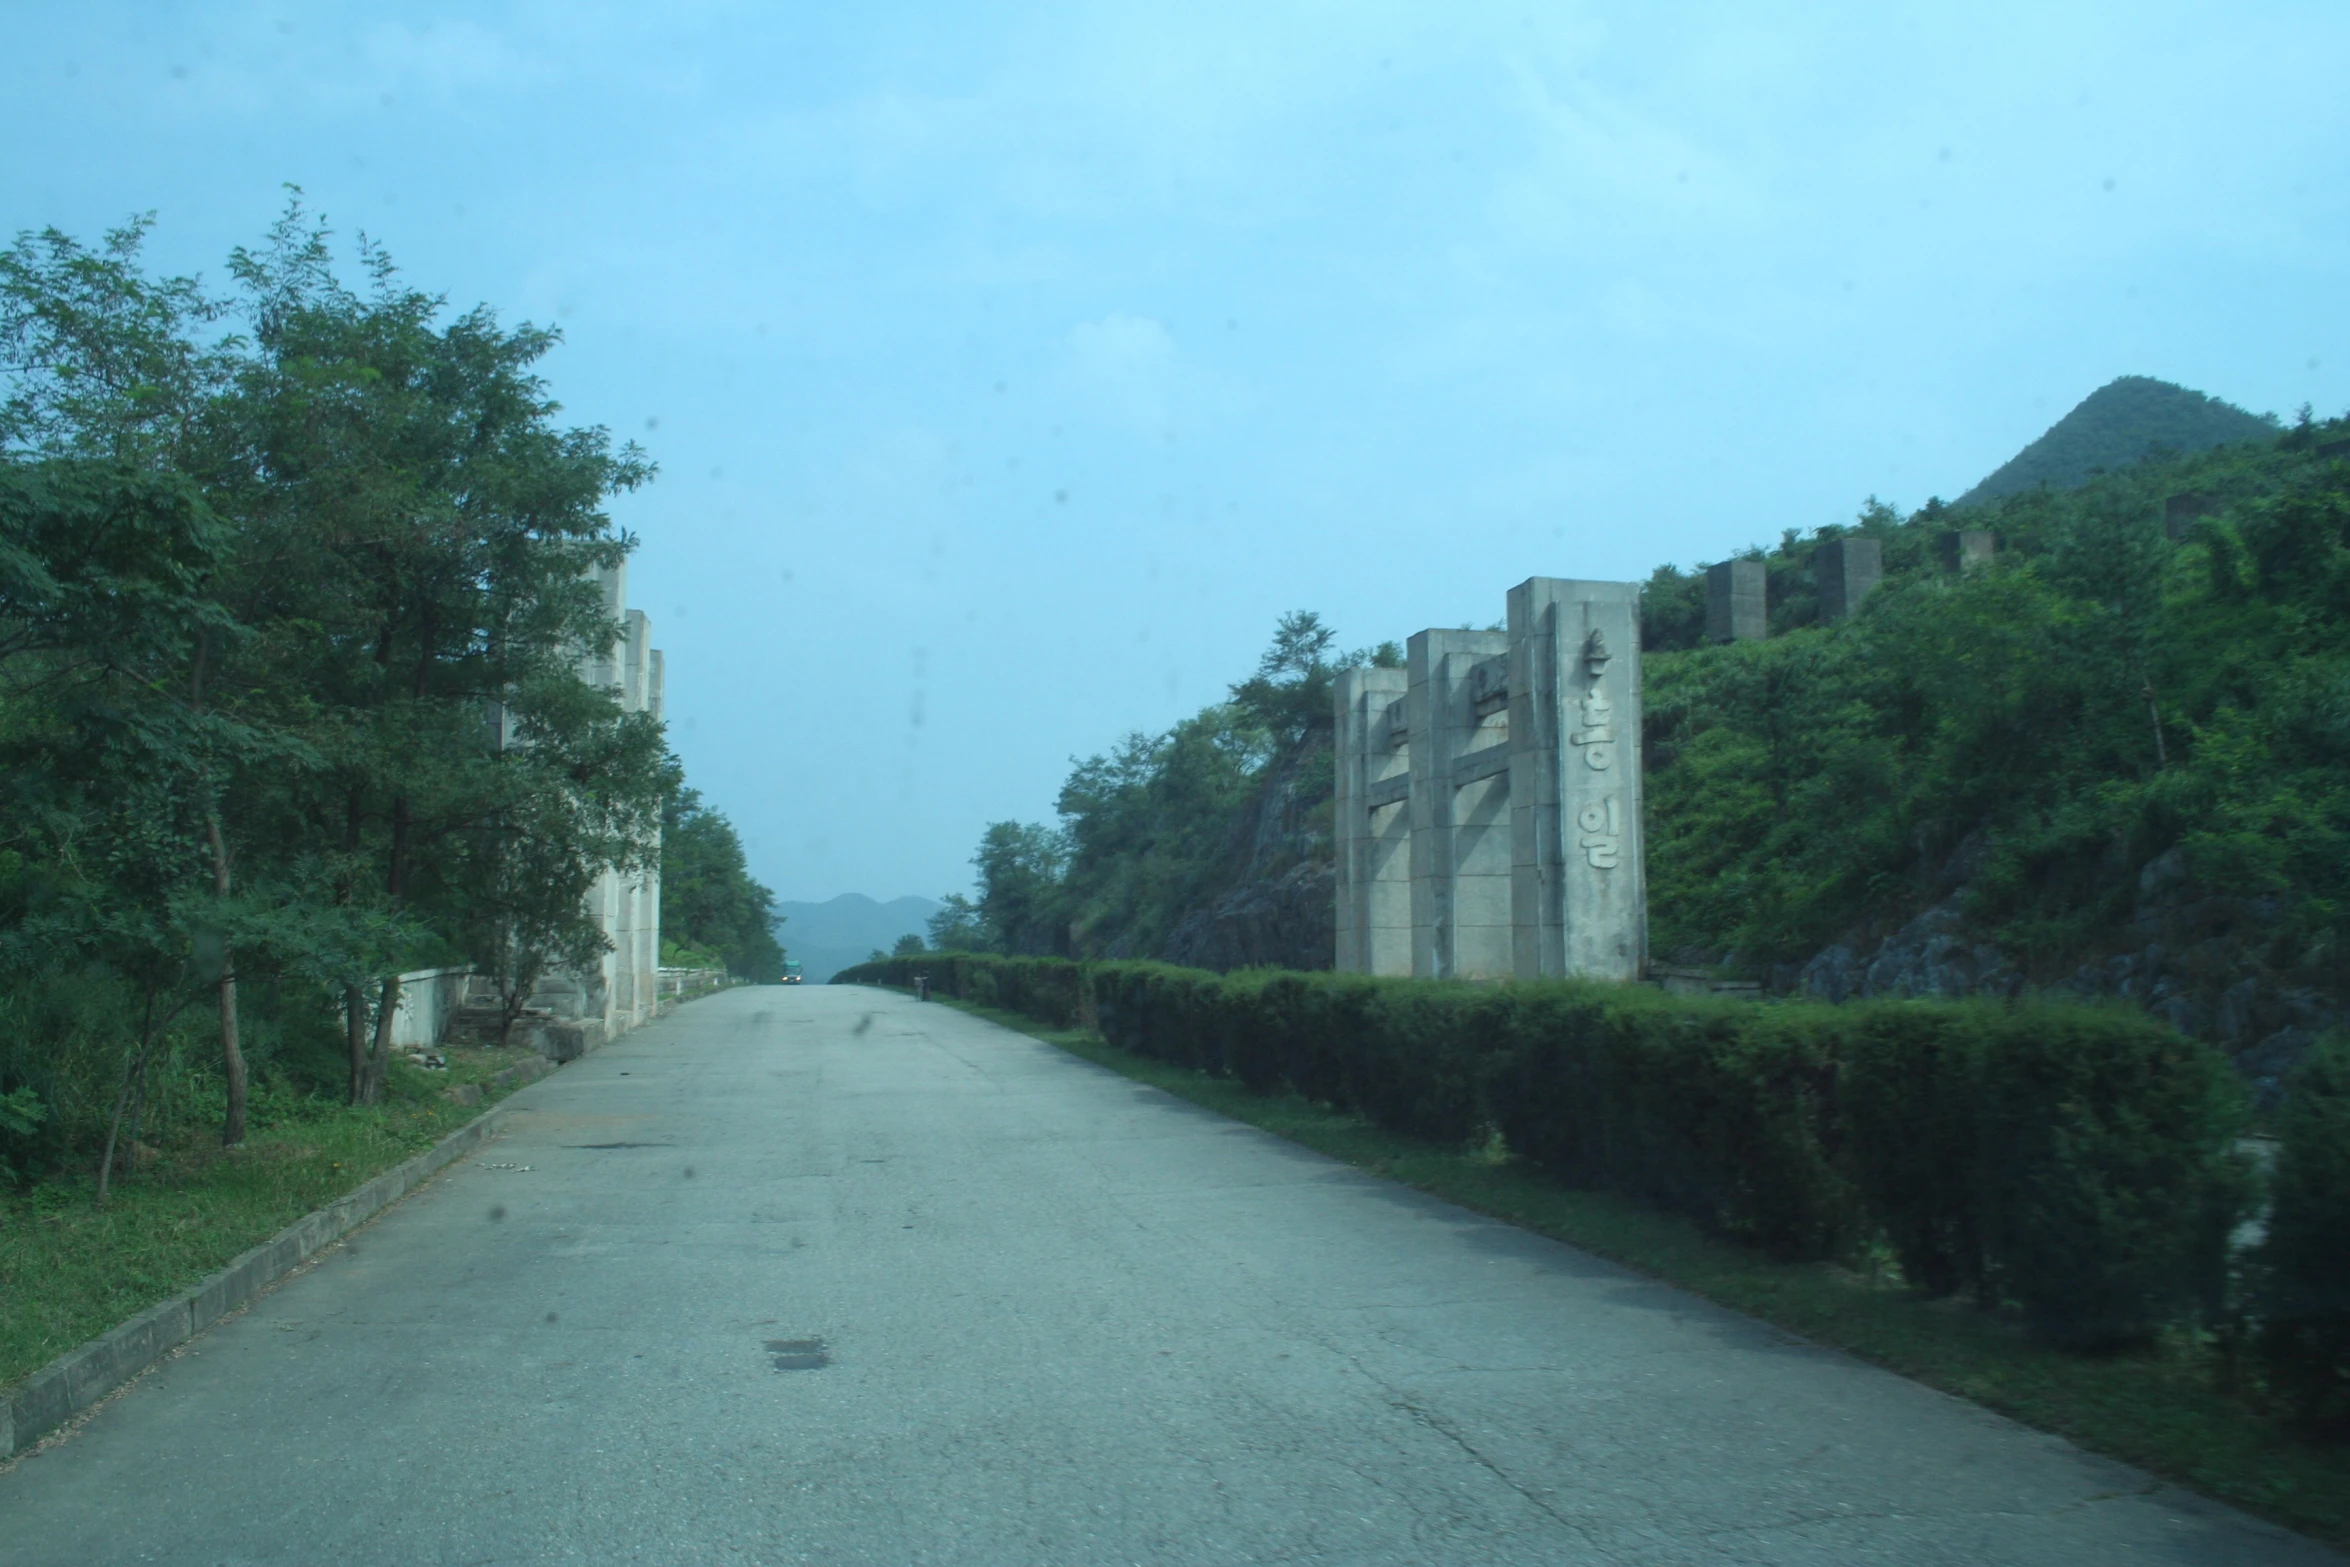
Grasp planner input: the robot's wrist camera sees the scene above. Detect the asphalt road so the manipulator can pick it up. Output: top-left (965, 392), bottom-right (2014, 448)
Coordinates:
top-left (2, 985), bottom-right (2337, 1566)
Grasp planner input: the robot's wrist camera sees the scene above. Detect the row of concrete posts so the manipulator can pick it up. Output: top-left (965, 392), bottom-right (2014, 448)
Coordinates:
top-left (1703, 530), bottom-right (1994, 643)
top-left (526, 561), bottom-right (666, 1045)
top-left (1335, 578), bottom-right (1648, 983)
top-left (1340, 537), bottom-right (2003, 982)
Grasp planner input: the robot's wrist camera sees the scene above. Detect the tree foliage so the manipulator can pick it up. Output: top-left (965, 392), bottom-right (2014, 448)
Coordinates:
top-left (659, 788), bottom-right (784, 982)
top-left (924, 892), bottom-right (992, 952)
top-left (1643, 416), bottom-right (2350, 993)
top-left (961, 613), bottom-right (1393, 963)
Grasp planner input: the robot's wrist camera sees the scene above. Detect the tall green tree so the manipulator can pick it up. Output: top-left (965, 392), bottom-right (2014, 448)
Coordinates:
top-left (659, 787), bottom-right (783, 981)
top-left (1, 202), bottom-right (684, 1183)
top-left (209, 204), bottom-right (658, 1102)
top-left (974, 820), bottom-right (1070, 956)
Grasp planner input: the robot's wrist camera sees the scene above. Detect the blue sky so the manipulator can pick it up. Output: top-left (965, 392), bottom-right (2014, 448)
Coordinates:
top-left (6, 1), bottom-right (2346, 905)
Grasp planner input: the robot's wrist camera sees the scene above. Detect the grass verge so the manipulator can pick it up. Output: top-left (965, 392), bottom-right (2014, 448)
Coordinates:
top-left (0, 1046), bottom-right (537, 1391)
top-left (937, 995), bottom-right (2350, 1549)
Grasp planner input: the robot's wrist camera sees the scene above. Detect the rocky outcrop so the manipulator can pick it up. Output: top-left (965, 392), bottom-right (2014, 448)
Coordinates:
top-left (1788, 846), bottom-right (2347, 1108)
top-left (1162, 862), bottom-right (1336, 973)
top-left (1794, 904), bottom-right (2022, 1005)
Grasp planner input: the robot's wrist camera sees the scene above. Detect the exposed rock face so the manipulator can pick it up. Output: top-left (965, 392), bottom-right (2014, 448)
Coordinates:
top-left (1795, 904), bottom-right (2021, 1004)
top-left (1787, 846), bottom-right (2347, 1108)
top-left (1163, 862), bottom-right (1336, 973)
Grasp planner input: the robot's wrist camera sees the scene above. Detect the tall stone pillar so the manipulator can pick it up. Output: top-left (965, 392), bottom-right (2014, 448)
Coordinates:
top-left (592, 563), bottom-right (627, 687)
top-left (592, 865), bottom-right (619, 1032)
top-left (1407, 630), bottom-right (1514, 981)
top-left (1333, 666), bottom-right (1412, 976)
top-left (1507, 579), bottom-right (1647, 982)
top-left (646, 649), bottom-right (665, 995)
top-left (1935, 530), bottom-right (1996, 572)
top-left (620, 610), bottom-right (655, 1023)
top-left (1816, 538), bottom-right (1882, 621)
top-left (1705, 559), bottom-right (1767, 642)
top-left (527, 562), bottom-right (672, 1036)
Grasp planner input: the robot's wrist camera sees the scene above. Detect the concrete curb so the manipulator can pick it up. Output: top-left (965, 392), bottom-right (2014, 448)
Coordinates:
top-left (4, 1093), bottom-right (526, 1459)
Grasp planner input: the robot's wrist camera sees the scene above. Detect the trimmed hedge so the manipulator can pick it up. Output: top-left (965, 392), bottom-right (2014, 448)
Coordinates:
top-left (836, 953), bottom-right (2250, 1350)
top-left (2258, 1031), bottom-right (2350, 1430)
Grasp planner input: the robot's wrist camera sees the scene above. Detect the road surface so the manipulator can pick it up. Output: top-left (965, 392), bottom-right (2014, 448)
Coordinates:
top-left (1, 985), bottom-right (2335, 1565)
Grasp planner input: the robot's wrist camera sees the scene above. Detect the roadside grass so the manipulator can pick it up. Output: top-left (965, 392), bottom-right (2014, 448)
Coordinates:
top-left (935, 995), bottom-right (2350, 1549)
top-left (0, 1047), bottom-right (535, 1391)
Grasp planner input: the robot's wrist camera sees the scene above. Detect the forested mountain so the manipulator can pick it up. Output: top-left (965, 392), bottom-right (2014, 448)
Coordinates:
top-left (1953, 376), bottom-right (2277, 508)
top-left (953, 392), bottom-right (2349, 1100)
top-left (775, 894), bottom-right (939, 981)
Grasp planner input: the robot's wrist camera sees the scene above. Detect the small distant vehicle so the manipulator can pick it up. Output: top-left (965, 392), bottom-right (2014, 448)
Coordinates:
top-left (781, 961), bottom-right (804, 986)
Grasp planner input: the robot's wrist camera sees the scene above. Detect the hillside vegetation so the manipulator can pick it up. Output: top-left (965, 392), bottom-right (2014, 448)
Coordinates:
top-left (950, 387), bottom-right (2349, 1094)
top-left (1640, 408), bottom-right (2350, 1098)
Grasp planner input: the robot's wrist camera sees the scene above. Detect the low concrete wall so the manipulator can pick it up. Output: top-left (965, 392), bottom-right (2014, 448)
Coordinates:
top-left (3, 1092), bottom-right (526, 1458)
top-left (387, 966), bottom-right (471, 1049)
top-left (657, 967), bottom-right (729, 1006)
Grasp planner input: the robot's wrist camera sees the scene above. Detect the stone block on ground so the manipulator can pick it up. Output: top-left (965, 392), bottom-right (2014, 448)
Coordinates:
top-left (491, 1055), bottom-right (555, 1089)
top-left (541, 1022), bottom-right (600, 1062)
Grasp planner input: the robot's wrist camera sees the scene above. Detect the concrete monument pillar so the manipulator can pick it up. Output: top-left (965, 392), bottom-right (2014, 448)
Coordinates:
top-left (591, 564), bottom-right (627, 688)
top-left (533, 568), bottom-right (673, 1036)
top-left (1705, 559), bottom-right (1767, 642)
top-left (1334, 667), bottom-right (1412, 976)
top-left (1815, 538), bottom-right (1882, 621)
top-left (1507, 579), bottom-right (1647, 982)
top-left (1407, 629), bottom-right (1514, 981)
top-left (645, 649), bottom-right (665, 998)
top-left (619, 609), bottom-right (654, 1023)
top-left (1936, 530), bottom-right (1996, 572)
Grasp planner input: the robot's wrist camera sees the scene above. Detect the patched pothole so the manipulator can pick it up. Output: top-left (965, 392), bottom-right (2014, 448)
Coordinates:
top-left (765, 1337), bottom-right (829, 1371)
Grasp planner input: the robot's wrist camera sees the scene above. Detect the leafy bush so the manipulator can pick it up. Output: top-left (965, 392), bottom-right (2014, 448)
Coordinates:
top-left (2258, 1032), bottom-right (2350, 1430)
top-left (1971, 1009), bottom-right (2248, 1349)
top-left (1490, 989), bottom-right (1857, 1259)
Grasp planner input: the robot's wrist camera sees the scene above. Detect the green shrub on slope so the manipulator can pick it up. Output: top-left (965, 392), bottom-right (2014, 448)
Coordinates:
top-left (2258, 1032), bottom-right (2350, 1429)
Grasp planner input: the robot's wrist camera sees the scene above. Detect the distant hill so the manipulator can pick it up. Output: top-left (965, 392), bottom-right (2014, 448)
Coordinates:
top-left (1954, 376), bottom-right (2276, 508)
top-left (773, 893), bottom-right (941, 982)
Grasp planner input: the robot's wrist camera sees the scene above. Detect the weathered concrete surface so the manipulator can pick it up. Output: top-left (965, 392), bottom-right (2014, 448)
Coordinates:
top-left (1706, 559), bottom-right (1767, 643)
top-left (1335, 664), bottom-right (1412, 978)
top-left (1509, 577), bottom-right (1647, 983)
top-left (1815, 537), bottom-right (1883, 621)
top-left (0, 987), bottom-right (2334, 1566)
top-left (1408, 628), bottom-right (1513, 981)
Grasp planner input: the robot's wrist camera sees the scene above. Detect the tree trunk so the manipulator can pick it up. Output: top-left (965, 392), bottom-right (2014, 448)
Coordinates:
top-left (362, 971), bottom-right (402, 1105)
top-left (346, 984), bottom-right (369, 1104)
top-left (96, 994), bottom-right (161, 1208)
top-left (207, 813), bottom-right (247, 1146)
top-left (358, 792), bottom-right (415, 1105)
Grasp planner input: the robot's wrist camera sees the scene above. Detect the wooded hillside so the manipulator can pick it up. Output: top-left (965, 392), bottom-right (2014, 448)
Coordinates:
top-left (953, 389), bottom-right (2349, 1098)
